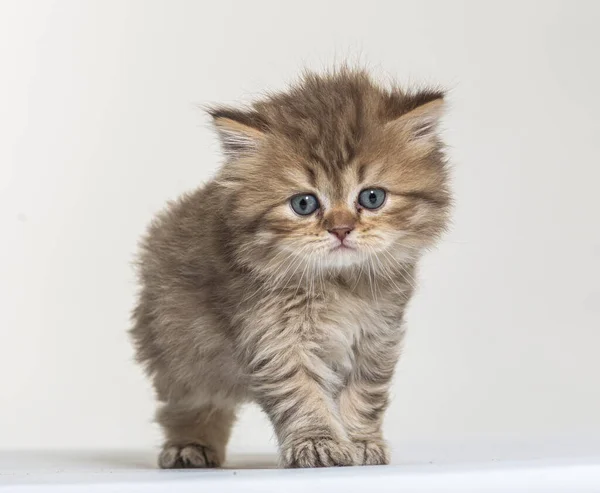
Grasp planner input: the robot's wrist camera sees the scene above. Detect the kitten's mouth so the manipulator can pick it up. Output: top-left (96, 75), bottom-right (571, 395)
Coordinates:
top-left (331, 244), bottom-right (355, 252)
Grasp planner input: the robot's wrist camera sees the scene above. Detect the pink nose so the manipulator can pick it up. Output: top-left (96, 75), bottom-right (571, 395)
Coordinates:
top-left (328, 226), bottom-right (354, 241)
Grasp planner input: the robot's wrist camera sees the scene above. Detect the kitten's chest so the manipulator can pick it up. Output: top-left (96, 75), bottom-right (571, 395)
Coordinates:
top-left (309, 289), bottom-right (393, 376)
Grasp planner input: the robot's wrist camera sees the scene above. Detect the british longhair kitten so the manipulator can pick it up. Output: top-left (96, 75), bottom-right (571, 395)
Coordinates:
top-left (131, 68), bottom-right (451, 468)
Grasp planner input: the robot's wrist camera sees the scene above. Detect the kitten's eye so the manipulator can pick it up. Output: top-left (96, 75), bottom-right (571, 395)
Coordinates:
top-left (290, 194), bottom-right (319, 216)
top-left (358, 188), bottom-right (386, 209)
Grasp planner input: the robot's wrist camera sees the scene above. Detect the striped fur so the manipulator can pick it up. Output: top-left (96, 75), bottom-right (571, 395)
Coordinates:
top-left (130, 69), bottom-right (451, 468)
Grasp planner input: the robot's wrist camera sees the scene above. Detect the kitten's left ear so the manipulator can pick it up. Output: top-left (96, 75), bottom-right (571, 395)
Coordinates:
top-left (208, 107), bottom-right (268, 159)
top-left (386, 91), bottom-right (445, 147)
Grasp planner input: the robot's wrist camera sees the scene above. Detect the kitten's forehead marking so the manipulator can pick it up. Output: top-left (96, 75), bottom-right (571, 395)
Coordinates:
top-left (343, 166), bottom-right (362, 208)
top-left (294, 157), bottom-right (391, 210)
top-left (296, 162), bottom-right (372, 209)
top-left (287, 165), bottom-right (318, 193)
top-left (311, 165), bottom-right (356, 206)
top-left (356, 159), bottom-right (387, 187)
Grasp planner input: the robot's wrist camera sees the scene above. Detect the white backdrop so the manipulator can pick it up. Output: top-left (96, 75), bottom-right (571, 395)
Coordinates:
top-left (1, 0), bottom-right (599, 459)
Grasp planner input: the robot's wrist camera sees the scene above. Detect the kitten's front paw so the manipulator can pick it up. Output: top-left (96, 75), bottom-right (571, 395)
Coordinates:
top-left (158, 443), bottom-right (221, 469)
top-left (282, 438), bottom-right (355, 468)
top-left (354, 439), bottom-right (389, 465)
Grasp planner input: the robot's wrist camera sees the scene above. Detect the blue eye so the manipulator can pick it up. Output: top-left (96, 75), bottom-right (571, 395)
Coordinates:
top-left (290, 194), bottom-right (319, 216)
top-left (358, 188), bottom-right (386, 209)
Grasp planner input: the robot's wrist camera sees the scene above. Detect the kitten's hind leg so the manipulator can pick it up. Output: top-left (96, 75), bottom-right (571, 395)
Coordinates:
top-left (157, 401), bottom-right (237, 469)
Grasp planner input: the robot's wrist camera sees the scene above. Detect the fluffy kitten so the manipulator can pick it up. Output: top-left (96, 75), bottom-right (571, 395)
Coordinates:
top-left (130, 69), bottom-right (451, 468)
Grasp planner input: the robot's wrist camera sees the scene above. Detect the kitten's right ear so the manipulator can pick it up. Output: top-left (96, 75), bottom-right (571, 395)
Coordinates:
top-left (208, 107), bottom-right (268, 159)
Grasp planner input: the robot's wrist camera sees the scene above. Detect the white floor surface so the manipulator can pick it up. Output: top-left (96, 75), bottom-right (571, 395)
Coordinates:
top-left (1, 447), bottom-right (600, 493)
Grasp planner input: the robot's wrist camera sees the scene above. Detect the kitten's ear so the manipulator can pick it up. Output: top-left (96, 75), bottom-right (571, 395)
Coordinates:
top-left (209, 107), bottom-right (268, 159)
top-left (386, 91), bottom-right (445, 147)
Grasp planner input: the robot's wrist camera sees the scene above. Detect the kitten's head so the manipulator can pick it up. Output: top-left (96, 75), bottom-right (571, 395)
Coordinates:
top-left (210, 69), bottom-right (451, 280)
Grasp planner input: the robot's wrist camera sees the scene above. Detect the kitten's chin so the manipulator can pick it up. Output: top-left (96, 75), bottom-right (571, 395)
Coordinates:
top-left (323, 242), bottom-right (421, 271)
top-left (324, 247), bottom-right (362, 269)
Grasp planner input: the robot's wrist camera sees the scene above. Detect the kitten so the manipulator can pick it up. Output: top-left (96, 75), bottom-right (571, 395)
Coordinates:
top-left (130, 68), bottom-right (451, 468)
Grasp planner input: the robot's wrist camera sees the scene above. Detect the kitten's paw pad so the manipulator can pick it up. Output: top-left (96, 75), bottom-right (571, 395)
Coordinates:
top-left (158, 443), bottom-right (220, 469)
top-left (355, 440), bottom-right (389, 466)
top-left (282, 438), bottom-right (355, 468)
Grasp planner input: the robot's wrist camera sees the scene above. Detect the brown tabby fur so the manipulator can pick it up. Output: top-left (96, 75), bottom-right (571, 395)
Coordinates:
top-left (130, 68), bottom-right (451, 468)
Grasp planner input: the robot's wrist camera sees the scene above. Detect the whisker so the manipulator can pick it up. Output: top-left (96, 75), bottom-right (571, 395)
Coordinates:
top-left (377, 253), bottom-right (406, 294)
top-left (276, 246), bottom-right (313, 295)
top-left (293, 252), bottom-right (311, 298)
top-left (379, 248), bottom-right (418, 291)
top-left (273, 244), bottom-right (311, 284)
top-left (352, 250), bottom-right (365, 291)
top-left (365, 248), bottom-right (379, 304)
top-left (318, 255), bottom-right (325, 296)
